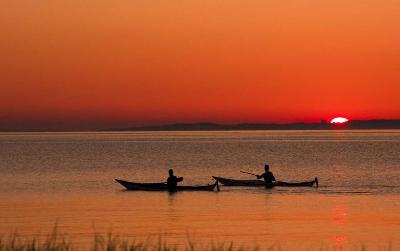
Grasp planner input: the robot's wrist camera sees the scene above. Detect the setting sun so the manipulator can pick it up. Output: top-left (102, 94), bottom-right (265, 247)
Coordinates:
top-left (330, 117), bottom-right (349, 124)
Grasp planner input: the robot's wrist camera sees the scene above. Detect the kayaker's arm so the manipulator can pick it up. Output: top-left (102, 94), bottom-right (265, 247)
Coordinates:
top-left (256, 173), bottom-right (265, 179)
top-left (177, 177), bottom-right (183, 182)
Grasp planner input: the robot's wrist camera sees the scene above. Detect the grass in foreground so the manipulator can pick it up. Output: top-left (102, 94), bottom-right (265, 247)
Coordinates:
top-left (0, 227), bottom-right (393, 251)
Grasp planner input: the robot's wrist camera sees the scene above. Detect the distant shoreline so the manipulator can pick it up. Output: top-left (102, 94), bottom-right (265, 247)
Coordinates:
top-left (109, 120), bottom-right (400, 131)
top-left (2, 120), bottom-right (400, 132)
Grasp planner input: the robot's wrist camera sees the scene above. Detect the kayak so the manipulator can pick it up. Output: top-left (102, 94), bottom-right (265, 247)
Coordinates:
top-left (115, 179), bottom-right (219, 191)
top-left (212, 176), bottom-right (318, 187)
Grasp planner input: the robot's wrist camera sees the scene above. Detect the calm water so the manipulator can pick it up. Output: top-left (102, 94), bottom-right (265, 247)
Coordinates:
top-left (0, 130), bottom-right (399, 250)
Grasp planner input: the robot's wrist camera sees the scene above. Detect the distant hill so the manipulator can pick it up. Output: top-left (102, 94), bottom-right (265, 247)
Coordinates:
top-left (111, 120), bottom-right (400, 131)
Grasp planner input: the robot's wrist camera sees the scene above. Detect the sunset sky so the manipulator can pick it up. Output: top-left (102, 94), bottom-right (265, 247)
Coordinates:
top-left (1, 0), bottom-right (400, 130)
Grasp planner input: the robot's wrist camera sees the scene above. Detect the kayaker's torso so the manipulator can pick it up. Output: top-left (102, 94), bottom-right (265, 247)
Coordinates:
top-left (167, 175), bottom-right (183, 189)
top-left (258, 171), bottom-right (275, 183)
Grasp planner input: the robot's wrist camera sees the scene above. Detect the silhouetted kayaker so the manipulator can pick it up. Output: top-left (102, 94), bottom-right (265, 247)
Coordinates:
top-left (167, 169), bottom-right (183, 190)
top-left (256, 164), bottom-right (275, 184)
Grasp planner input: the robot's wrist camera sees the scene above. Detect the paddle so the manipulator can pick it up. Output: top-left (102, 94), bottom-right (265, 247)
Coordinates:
top-left (240, 170), bottom-right (258, 177)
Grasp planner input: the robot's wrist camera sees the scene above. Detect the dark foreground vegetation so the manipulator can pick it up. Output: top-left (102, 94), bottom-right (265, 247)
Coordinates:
top-left (0, 227), bottom-right (394, 251)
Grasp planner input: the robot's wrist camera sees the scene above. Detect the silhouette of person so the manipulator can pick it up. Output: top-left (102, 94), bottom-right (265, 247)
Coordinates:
top-left (256, 164), bottom-right (275, 184)
top-left (167, 169), bottom-right (183, 190)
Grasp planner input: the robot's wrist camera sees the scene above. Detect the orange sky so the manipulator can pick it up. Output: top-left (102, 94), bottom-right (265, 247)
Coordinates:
top-left (1, 0), bottom-right (400, 129)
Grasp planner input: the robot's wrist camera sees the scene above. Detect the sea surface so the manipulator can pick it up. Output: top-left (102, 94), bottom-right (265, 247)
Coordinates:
top-left (0, 130), bottom-right (399, 250)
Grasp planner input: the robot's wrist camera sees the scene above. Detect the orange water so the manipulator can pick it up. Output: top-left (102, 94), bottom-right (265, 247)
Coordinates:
top-left (0, 131), bottom-right (399, 250)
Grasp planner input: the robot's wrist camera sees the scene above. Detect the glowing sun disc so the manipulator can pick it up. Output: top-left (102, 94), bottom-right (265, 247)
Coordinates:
top-left (331, 117), bottom-right (349, 124)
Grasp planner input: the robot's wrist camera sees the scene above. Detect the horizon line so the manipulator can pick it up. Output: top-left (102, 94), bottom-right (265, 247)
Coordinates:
top-left (2, 119), bottom-right (400, 132)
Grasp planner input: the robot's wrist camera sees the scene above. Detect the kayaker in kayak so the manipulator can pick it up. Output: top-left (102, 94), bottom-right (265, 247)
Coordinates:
top-left (256, 164), bottom-right (275, 184)
top-left (167, 169), bottom-right (183, 190)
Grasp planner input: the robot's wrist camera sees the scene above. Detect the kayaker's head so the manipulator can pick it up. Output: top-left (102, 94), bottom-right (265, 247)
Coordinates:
top-left (264, 164), bottom-right (270, 171)
top-left (168, 169), bottom-right (174, 176)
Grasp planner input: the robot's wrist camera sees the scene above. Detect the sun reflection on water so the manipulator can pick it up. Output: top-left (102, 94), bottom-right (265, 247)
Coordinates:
top-left (333, 205), bottom-right (348, 225)
top-left (331, 202), bottom-right (349, 249)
